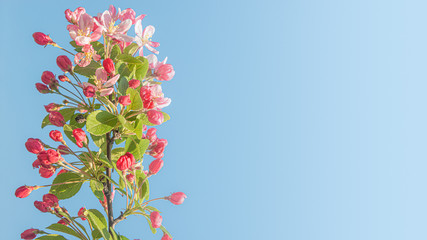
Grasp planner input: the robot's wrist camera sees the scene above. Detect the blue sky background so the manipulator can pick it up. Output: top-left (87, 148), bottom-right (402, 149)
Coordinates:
top-left (2, 0), bottom-right (427, 239)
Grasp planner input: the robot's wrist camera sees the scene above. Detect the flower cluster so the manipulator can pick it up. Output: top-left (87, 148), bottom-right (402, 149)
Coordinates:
top-left (18, 5), bottom-right (185, 240)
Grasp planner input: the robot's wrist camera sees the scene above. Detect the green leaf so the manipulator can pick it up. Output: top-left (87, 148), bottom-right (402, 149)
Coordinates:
top-left (86, 209), bottom-right (112, 240)
top-left (91, 229), bottom-right (102, 240)
top-left (118, 76), bottom-right (129, 97)
top-left (126, 88), bottom-right (143, 111)
top-left (117, 54), bottom-right (143, 64)
top-left (86, 110), bottom-right (118, 136)
top-left (49, 172), bottom-right (84, 199)
top-left (159, 226), bottom-right (172, 239)
top-left (42, 108), bottom-right (76, 128)
top-left (69, 113), bottom-right (86, 128)
top-left (144, 206), bottom-right (161, 213)
top-left (136, 170), bottom-right (150, 201)
top-left (46, 223), bottom-right (83, 239)
top-left (123, 43), bottom-right (139, 56)
top-left (134, 56), bottom-right (149, 80)
top-left (118, 115), bottom-right (135, 132)
top-left (138, 112), bottom-right (171, 126)
top-left (36, 234), bottom-right (68, 240)
top-left (111, 44), bottom-right (122, 60)
top-left (119, 236), bottom-right (130, 240)
top-left (124, 136), bottom-right (150, 160)
top-left (133, 117), bottom-right (144, 139)
top-left (91, 134), bottom-right (106, 149)
top-left (111, 147), bottom-right (125, 161)
top-left (63, 124), bottom-right (77, 144)
top-left (74, 61), bottom-right (102, 78)
top-left (90, 180), bottom-right (105, 201)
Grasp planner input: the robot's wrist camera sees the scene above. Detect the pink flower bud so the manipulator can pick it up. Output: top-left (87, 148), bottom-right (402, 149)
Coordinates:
top-left (78, 207), bottom-right (87, 220)
top-left (149, 159), bottom-right (164, 175)
top-left (150, 139), bottom-right (168, 158)
top-left (72, 128), bottom-right (87, 148)
top-left (57, 145), bottom-right (70, 155)
top-left (150, 211), bottom-right (162, 228)
top-left (65, 7), bottom-right (86, 24)
top-left (116, 152), bottom-right (135, 171)
top-left (161, 232), bottom-right (173, 240)
top-left (41, 71), bottom-right (55, 85)
top-left (167, 192), bottom-right (187, 205)
top-left (34, 200), bottom-right (50, 212)
top-left (32, 32), bottom-right (53, 46)
top-left (35, 83), bottom-right (50, 94)
top-left (126, 173), bottom-right (135, 182)
top-left (15, 186), bottom-right (34, 198)
top-left (39, 166), bottom-right (56, 178)
top-left (43, 193), bottom-right (59, 207)
top-left (103, 58), bottom-right (115, 75)
top-left (118, 95), bottom-right (131, 106)
top-left (57, 169), bottom-right (68, 175)
top-left (44, 103), bottom-right (61, 113)
top-left (58, 219), bottom-right (70, 226)
top-left (49, 111), bottom-right (65, 127)
top-left (58, 75), bottom-right (70, 82)
top-left (155, 64), bottom-right (175, 81)
top-left (83, 85), bottom-right (96, 98)
top-left (145, 128), bottom-right (157, 143)
top-left (25, 138), bottom-right (44, 154)
top-left (32, 159), bottom-right (41, 168)
top-left (128, 79), bottom-right (140, 89)
top-left (47, 149), bottom-right (62, 164)
top-left (37, 151), bottom-right (50, 167)
top-left (56, 55), bottom-right (73, 72)
top-left (49, 130), bottom-right (63, 142)
top-left (21, 228), bottom-right (39, 240)
top-left (147, 110), bottom-right (164, 125)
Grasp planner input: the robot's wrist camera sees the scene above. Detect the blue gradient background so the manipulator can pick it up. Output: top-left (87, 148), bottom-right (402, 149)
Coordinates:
top-left (1, 0), bottom-right (427, 239)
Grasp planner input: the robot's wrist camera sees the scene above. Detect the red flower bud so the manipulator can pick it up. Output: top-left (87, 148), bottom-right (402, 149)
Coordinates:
top-left (145, 128), bottom-right (157, 143)
top-left (49, 79), bottom-right (59, 90)
top-left (161, 232), bottom-right (173, 240)
top-left (34, 200), bottom-right (50, 212)
top-left (118, 95), bottom-right (131, 106)
top-left (167, 192), bottom-right (187, 205)
top-left (15, 186), bottom-right (34, 198)
top-left (58, 75), bottom-right (70, 82)
top-left (39, 166), bottom-right (56, 178)
top-left (56, 55), bottom-right (73, 72)
top-left (49, 130), bottom-right (63, 142)
top-left (58, 219), bottom-right (70, 226)
top-left (44, 103), bottom-right (61, 113)
top-left (57, 145), bottom-right (70, 155)
top-left (35, 83), bottom-right (50, 94)
top-left (147, 110), bottom-right (164, 125)
top-left (126, 173), bottom-right (135, 182)
top-left (47, 149), bottom-right (62, 164)
top-left (103, 58), bottom-right (115, 75)
top-left (78, 207), bottom-right (87, 220)
top-left (41, 71), bottom-right (55, 85)
top-left (32, 159), bottom-right (41, 168)
top-left (116, 152), bottom-right (135, 171)
top-left (72, 128), bottom-right (87, 148)
top-left (25, 138), bottom-right (44, 154)
top-left (149, 159), bottom-right (164, 175)
top-left (49, 111), bottom-right (65, 127)
top-left (128, 79), bottom-right (140, 89)
top-left (57, 169), bottom-right (68, 175)
top-left (32, 32), bottom-right (53, 46)
top-left (37, 151), bottom-right (51, 167)
top-left (150, 211), bottom-right (162, 228)
top-left (43, 193), bottom-right (59, 207)
top-left (149, 139), bottom-right (168, 159)
top-left (21, 228), bottom-right (39, 240)
top-left (83, 85), bottom-right (96, 98)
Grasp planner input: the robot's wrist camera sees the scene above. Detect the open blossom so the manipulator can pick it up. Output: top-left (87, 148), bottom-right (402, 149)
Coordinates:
top-left (25, 138), bottom-right (44, 154)
top-left (15, 186), bottom-right (34, 198)
top-left (167, 192), bottom-right (187, 205)
top-left (147, 55), bottom-right (175, 81)
top-left (119, 8), bottom-right (145, 24)
top-left (74, 44), bottom-right (101, 67)
top-left (73, 128), bottom-right (87, 148)
top-left (140, 84), bottom-right (171, 110)
top-left (57, 55), bottom-right (73, 72)
top-left (49, 111), bottom-right (65, 127)
top-left (67, 13), bottom-right (101, 46)
top-left (94, 9), bottom-right (134, 43)
top-left (82, 68), bottom-right (120, 97)
top-left (149, 139), bottom-right (168, 158)
top-left (150, 211), bottom-right (162, 228)
top-left (21, 229), bottom-right (39, 240)
top-left (33, 32), bottom-right (54, 46)
top-left (117, 152), bottom-right (135, 171)
top-left (65, 7), bottom-right (86, 25)
top-left (135, 21), bottom-right (159, 56)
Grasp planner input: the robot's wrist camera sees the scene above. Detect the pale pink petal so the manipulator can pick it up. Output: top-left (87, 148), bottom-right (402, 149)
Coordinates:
top-left (142, 25), bottom-right (155, 39)
top-left (146, 54), bottom-right (158, 69)
top-left (75, 36), bottom-right (91, 46)
top-left (135, 20), bottom-right (143, 36)
top-left (149, 41), bottom-right (160, 48)
top-left (101, 11), bottom-right (112, 28)
top-left (100, 88), bottom-right (114, 96)
top-left (145, 44), bottom-right (159, 54)
top-left (93, 54), bottom-right (101, 61)
top-left (79, 13), bottom-right (92, 32)
top-left (155, 97), bottom-right (171, 109)
top-left (135, 14), bottom-right (146, 23)
top-left (112, 33), bottom-right (134, 43)
top-left (103, 74), bottom-right (120, 87)
top-left (116, 19), bottom-right (132, 33)
top-left (90, 31), bottom-right (102, 41)
top-left (96, 68), bottom-right (108, 83)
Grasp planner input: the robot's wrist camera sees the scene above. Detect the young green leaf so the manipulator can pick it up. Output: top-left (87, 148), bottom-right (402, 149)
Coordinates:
top-left (90, 180), bottom-right (105, 201)
top-left (46, 223), bottom-right (84, 239)
top-left (85, 209), bottom-right (112, 240)
top-left (126, 88), bottom-right (143, 111)
top-left (49, 172), bottom-right (84, 199)
top-left (124, 136), bottom-right (150, 160)
top-left (86, 110), bottom-right (118, 136)
top-left (36, 234), bottom-right (68, 240)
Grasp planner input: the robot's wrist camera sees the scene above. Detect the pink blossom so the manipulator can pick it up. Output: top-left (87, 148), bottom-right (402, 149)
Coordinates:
top-left (135, 21), bottom-right (159, 55)
top-left (128, 79), bottom-right (140, 89)
top-left (141, 84), bottom-right (171, 110)
top-left (149, 139), bottom-right (168, 158)
top-left (150, 211), bottom-right (162, 228)
top-left (119, 8), bottom-right (145, 24)
top-left (118, 95), bottom-right (131, 106)
top-left (15, 186), bottom-right (34, 198)
top-left (149, 159), bottom-right (164, 175)
top-left (74, 44), bottom-right (101, 67)
top-left (161, 233), bottom-right (173, 240)
top-left (147, 110), bottom-right (164, 125)
top-left (21, 229), bottom-right (39, 240)
top-left (145, 128), bottom-right (157, 143)
top-left (65, 7), bottom-right (86, 25)
top-left (94, 9), bottom-right (134, 43)
top-left (147, 55), bottom-right (175, 81)
top-left (39, 166), bottom-right (56, 178)
top-left (167, 192), bottom-right (187, 205)
top-left (57, 55), bottom-right (73, 72)
top-left (25, 138), bottom-right (44, 154)
top-left (49, 111), bottom-right (65, 127)
top-left (67, 13), bottom-right (102, 46)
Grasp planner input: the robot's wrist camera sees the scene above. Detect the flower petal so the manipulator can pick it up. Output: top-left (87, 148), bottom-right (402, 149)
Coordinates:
top-left (103, 74), bottom-right (120, 88)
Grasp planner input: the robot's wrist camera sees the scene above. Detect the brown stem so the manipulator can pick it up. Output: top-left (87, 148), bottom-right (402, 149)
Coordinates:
top-left (105, 130), bottom-right (115, 233)
top-left (111, 211), bottom-right (126, 229)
